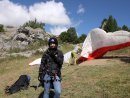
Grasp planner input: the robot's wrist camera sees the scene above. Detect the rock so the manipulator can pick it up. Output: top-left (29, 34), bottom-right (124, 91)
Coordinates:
top-left (17, 27), bottom-right (30, 35)
top-left (13, 33), bottom-right (28, 41)
top-left (0, 26), bottom-right (52, 58)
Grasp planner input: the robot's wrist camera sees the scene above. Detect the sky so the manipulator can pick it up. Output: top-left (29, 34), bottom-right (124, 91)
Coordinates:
top-left (0, 0), bottom-right (130, 36)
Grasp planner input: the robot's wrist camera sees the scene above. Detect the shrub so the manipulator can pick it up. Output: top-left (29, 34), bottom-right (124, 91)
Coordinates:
top-left (0, 24), bottom-right (4, 32)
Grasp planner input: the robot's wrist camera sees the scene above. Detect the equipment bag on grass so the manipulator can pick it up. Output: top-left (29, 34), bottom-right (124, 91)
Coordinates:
top-left (5, 75), bottom-right (31, 94)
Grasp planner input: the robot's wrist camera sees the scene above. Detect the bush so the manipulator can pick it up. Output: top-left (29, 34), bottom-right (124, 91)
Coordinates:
top-left (0, 24), bottom-right (4, 32)
top-left (22, 19), bottom-right (45, 30)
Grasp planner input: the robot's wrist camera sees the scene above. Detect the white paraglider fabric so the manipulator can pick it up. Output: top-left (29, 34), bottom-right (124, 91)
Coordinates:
top-left (63, 51), bottom-right (72, 64)
top-left (29, 58), bottom-right (41, 66)
top-left (80, 28), bottom-right (130, 61)
top-left (29, 51), bottom-right (73, 65)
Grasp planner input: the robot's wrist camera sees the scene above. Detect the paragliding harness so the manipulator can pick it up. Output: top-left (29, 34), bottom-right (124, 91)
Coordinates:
top-left (40, 64), bottom-right (61, 89)
top-left (5, 75), bottom-right (30, 95)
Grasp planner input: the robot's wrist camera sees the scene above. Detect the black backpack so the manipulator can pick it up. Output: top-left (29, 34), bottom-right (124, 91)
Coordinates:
top-left (5, 75), bottom-right (31, 94)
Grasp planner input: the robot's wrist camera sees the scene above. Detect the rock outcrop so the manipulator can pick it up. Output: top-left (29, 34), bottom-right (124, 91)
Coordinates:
top-left (0, 26), bottom-right (52, 58)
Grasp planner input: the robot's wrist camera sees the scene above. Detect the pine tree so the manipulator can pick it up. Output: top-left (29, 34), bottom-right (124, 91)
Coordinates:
top-left (122, 25), bottom-right (129, 31)
top-left (101, 15), bottom-right (118, 32)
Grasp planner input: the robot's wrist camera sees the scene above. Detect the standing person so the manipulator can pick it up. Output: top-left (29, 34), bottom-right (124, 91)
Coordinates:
top-left (38, 37), bottom-right (64, 98)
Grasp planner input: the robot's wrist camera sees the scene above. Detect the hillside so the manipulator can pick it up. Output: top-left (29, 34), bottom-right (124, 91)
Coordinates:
top-left (0, 26), bottom-right (52, 58)
top-left (0, 47), bottom-right (130, 98)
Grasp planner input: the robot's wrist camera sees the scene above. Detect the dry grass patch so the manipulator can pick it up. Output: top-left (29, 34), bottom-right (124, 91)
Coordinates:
top-left (0, 52), bottom-right (130, 98)
top-left (61, 60), bottom-right (130, 98)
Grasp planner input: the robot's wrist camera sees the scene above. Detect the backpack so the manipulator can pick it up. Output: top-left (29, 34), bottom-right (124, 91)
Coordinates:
top-left (5, 75), bottom-right (31, 95)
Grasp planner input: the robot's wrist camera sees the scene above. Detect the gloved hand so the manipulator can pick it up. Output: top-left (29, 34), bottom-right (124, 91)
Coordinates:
top-left (49, 51), bottom-right (58, 59)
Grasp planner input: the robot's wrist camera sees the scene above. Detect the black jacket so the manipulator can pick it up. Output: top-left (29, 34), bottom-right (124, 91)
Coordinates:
top-left (39, 48), bottom-right (64, 79)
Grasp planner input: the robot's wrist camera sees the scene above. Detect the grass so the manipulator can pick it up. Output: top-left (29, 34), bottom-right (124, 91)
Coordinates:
top-left (60, 43), bottom-right (74, 54)
top-left (61, 63), bottom-right (130, 98)
top-left (0, 46), bottom-right (130, 98)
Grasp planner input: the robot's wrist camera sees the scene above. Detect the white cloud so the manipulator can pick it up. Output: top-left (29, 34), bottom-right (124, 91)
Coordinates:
top-left (50, 26), bottom-right (68, 35)
top-left (73, 20), bottom-right (83, 27)
top-left (29, 1), bottom-right (71, 25)
top-left (0, 0), bottom-right (30, 26)
top-left (0, 0), bottom-right (71, 27)
top-left (77, 4), bottom-right (85, 14)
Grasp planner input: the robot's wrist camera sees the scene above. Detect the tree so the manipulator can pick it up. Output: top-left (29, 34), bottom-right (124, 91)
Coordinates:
top-left (59, 27), bottom-right (78, 43)
top-left (122, 25), bottom-right (129, 31)
top-left (59, 31), bottom-right (68, 42)
top-left (100, 18), bottom-right (107, 29)
top-left (67, 27), bottom-right (78, 43)
top-left (101, 15), bottom-right (119, 32)
top-left (100, 15), bottom-right (130, 32)
top-left (77, 34), bottom-right (86, 43)
top-left (0, 24), bottom-right (4, 32)
top-left (103, 16), bottom-right (118, 32)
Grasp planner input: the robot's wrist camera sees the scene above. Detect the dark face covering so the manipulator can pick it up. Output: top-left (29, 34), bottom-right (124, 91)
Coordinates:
top-left (48, 37), bottom-right (58, 52)
top-left (49, 43), bottom-right (57, 51)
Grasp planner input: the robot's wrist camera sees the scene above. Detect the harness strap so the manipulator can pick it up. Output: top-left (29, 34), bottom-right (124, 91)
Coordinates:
top-left (54, 72), bottom-right (57, 81)
top-left (44, 79), bottom-right (60, 83)
top-left (44, 73), bottom-right (60, 83)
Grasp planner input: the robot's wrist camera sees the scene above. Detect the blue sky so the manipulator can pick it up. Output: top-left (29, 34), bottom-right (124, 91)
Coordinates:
top-left (0, 0), bottom-right (130, 36)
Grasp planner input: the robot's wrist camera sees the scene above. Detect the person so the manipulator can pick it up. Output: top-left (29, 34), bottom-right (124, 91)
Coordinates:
top-left (69, 44), bottom-right (81, 65)
top-left (38, 37), bottom-right (64, 98)
top-left (74, 44), bottom-right (81, 54)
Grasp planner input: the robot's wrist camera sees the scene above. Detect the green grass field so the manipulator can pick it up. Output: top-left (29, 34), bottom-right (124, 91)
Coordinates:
top-left (0, 47), bottom-right (130, 98)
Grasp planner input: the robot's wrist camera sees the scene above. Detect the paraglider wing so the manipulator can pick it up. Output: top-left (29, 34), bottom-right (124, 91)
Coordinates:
top-left (29, 58), bottom-right (41, 66)
top-left (79, 28), bottom-right (130, 62)
top-left (63, 51), bottom-right (72, 64)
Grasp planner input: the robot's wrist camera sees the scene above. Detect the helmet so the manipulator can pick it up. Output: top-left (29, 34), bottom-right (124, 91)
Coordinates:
top-left (48, 37), bottom-right (58, 46)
